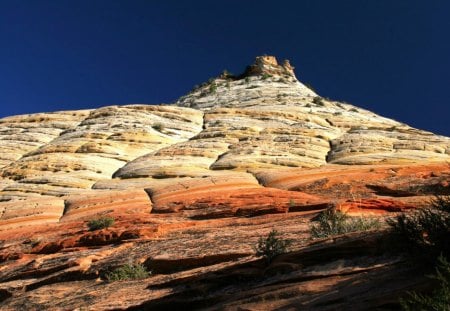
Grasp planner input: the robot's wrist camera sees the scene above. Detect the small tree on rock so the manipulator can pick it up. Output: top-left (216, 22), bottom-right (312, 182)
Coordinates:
top-left (255, 229), bottom-right (291, 264)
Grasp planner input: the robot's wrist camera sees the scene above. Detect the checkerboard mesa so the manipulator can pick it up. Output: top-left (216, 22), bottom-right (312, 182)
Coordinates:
top-left (0, 55), bottom-right (449, 310)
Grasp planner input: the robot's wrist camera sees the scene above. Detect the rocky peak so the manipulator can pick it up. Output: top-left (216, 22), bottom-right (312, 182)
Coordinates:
top-left (243, 55), bottom-right (296, 78)
top-left (176, 55), bottom-right (314, 109)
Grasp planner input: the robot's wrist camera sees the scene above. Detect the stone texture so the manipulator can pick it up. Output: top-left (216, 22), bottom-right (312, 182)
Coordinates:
top-left (61, 189), bottom-right (152, 222)
top-left (0, 110), bottom-right (90, 169)
top-left (0, 105), bottom-right (203, 198)
top-left (0, 197), bottom-right (65, 230)
top-left (327, 126), bottom-right (450, 164)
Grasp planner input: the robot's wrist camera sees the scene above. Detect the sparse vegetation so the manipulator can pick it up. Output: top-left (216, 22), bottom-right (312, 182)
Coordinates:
top-left (400, 254), bottom-right (450, 311)
top-left (221, 69), bottom-right (234, 79)
top-left (387, 196), bottom-right (450, 309)
top-left (313, 96), bottom-right (325, 106)
top-left (87, 216), bottom-right (115, 231)
top-left (349, 107), bottom-right (359, 112)
top-left (245, 76), bottom-right (250, 83)
top-left (310, 208), bottom-right (380, 239)
top-left (209, 81), bottom-right (217, 94)
top-left (255, 229), bottom-right (291, 264)
top-left (152, 123), bottom-right (164, 131)
top-left (387, 195), bottom-right (450, 259)
top-left (106, 263), bottom-right (150, 281)
top-left (261, 73), bottom-right (272, 80)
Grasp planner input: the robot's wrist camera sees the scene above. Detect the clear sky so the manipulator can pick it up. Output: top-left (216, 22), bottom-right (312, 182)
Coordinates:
top-left (1, 1), bottom-right (449, 135)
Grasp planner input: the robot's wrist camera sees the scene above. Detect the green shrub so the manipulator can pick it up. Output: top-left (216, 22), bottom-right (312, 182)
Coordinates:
top-left (386, 196), bottom-right (450, 309)
top-left (387, 195), bottom-right (450, 259)
top-left (106, 263), bottom-right (150, 281)
top-left (255, 229), bottom-right (291, 264)
top-left (400, 254), bottom-right (450, 311)
top-left (209, 82), bottom-right (217, 94)
top-left (310, 208), bottom-right (380, 239)
top-left (261, 73), bottom-right (272, 80)
top-left (431, 195), bottom-right (450, 213)
top-left (87, 216), bottom-right (115, 231)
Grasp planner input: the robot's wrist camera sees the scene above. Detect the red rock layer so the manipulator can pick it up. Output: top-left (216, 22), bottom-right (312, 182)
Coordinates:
top-left (61, 189), bottom-right (152, 222)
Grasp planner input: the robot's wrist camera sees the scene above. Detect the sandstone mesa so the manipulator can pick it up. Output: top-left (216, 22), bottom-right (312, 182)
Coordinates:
top-left (0, 56), bottom-right (449, 310)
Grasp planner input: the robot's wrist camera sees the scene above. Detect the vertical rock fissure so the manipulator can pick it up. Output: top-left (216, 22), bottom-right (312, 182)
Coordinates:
top-left (143, 188), bottom-right (155, 211)
top-left (325, 138), bottom-right (334, 163)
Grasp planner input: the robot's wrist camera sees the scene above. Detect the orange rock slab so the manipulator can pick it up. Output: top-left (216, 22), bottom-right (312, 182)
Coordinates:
top-left (339, 198), bottom-right (416, 216)
top-left (148, 176), bottom-right (329, 219)
top-left (0, 197), bottom-right (65, 230)
top-left (61, 189), bottom-right (152, 222)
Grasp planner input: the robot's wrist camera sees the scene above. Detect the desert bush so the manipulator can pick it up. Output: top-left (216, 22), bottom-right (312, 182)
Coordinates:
top-left (400, 254), bottom-right (450, 311)
top-left (312, 96), bottom-right (325, 106)
top-left (310, 208), bottom-right (380, 239)
top-left (87, 216), bottom-right (115, 231)
top-left (261, 73), bottom-right (272, 80)
top-left (106, 263), bottom-right (150, 281)
top-left (209, 81), bottom-right (217, 94)
top-left (221, 69), bottom-right (234, 79)
top-left (387, 195), bottom-right (450, 259)
top-left (255, 229), bottom-right (291, 264)
top-left (386, 196), bottom-right (450, 309)
top-left (431, 195), bottom-right (450, 213)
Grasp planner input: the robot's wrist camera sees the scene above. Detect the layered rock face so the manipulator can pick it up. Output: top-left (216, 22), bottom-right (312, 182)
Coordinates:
top-left (0, 56), bottom-right (449, 310)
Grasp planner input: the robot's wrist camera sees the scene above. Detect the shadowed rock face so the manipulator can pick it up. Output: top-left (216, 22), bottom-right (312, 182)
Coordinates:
top-left (0, 56), bottom-right (449, 310)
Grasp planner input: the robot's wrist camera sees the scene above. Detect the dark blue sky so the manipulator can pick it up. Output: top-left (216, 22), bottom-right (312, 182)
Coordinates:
top-left (1, 1), bottom-right (449, 135)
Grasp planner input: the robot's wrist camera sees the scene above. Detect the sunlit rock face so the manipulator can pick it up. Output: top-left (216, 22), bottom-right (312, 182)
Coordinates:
top-left (0, 56), bottom-right (449, 310)
top-left (0, 105), bottom-right (203, 199)
top-left (0, 110), bottom-right (91, 169)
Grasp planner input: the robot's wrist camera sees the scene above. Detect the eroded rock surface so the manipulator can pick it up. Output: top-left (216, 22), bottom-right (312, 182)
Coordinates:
top-left (0, 55), bottom-right (449, 310)
top-left (0, 105), bottom-right (203, 199)
top-left (0, 110), bottom-right (90, 169)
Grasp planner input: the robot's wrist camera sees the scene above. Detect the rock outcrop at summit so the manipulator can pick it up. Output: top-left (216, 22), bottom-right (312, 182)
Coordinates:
top-left (0, 56), bottom-right (449, 310)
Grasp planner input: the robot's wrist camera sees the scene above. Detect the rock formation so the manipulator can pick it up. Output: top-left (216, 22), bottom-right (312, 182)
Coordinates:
top-left (0, 56), bottom-right (449, 310)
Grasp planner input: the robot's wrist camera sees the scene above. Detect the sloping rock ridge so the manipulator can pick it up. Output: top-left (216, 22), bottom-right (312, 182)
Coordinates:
top-left (0, 56), bottom-right (449, 310)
